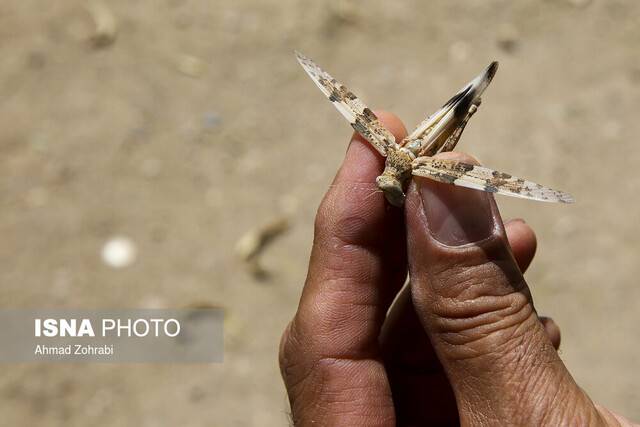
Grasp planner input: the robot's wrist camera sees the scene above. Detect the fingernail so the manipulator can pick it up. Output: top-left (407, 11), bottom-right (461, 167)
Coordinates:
top-left (419, 180), bottom-right (496, 246)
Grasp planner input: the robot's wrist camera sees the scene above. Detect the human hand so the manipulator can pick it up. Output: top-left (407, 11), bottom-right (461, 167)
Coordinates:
top-left (279, 112), bottom-right (635, 426)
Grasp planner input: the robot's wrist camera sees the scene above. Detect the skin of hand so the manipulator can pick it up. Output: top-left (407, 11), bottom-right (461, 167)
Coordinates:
top-left (279, 112), bottom-right (636, 426)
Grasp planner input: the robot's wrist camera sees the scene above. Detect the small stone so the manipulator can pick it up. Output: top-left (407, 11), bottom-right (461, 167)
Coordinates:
top-left (235, 217), bottom-right (290, 262)
top-left (101, 236), bottom-right (137, 269)
top-left (178, 55), bottom-right (205, 78)
top-left (87, 0), bottom-right (118, 48)
top-left (203, 112), bottom-right (221, 129)
top-left (236, 217), bottom-right (290, 280)
top-left (496, 25), bottom-right (519, 54)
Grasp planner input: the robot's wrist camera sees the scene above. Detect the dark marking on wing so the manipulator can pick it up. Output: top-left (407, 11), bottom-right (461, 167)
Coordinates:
top-left (453, 88), bottom-right (475, 119)
top-left (362, 107), bottom-right (377, 122)
top-left (351, 120), bottom-right (369, 136)
top-left (429, 159), bottom-right (475, 173)
top-left (411, 156), bottom-right (574, 203)
top-left (442, 85), bottom-right (471, 108)
top-left (295, 52), bottom-right (396, 155)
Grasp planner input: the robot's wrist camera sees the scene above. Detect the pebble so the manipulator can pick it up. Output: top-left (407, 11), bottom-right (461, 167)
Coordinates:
top-left (496, 25), bottom-right (519, 54)
top-left (203, 112), bottom-right (221, 129)
top-left (101, 236), bottom-right (137, 269)
top-left (87, 0), bottom-right (118, 48)
top-left (178, 55), bottom-right (205, 78)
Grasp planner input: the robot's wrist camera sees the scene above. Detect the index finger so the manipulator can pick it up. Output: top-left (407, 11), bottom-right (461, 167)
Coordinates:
top-left (292, 111), bottom-right (407, 358)
top-left (280, 111), bottom-right (408, 424)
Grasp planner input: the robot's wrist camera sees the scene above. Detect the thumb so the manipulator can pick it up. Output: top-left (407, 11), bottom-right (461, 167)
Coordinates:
top-left (405, 152), bottom-right (600, 425)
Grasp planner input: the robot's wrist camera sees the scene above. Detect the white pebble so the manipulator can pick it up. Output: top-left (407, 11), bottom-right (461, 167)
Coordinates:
top-left (101, 236), bottom-right (137, 269)
top-left (178, 55), bottom-right (204, 77)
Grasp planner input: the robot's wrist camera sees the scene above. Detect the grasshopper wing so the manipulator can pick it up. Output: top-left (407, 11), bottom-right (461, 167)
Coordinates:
top-left (403, 62), bottom-right (498, 156)
top-left (411, 156), bottom-right (574, 203)
top-left (295, 51), bottom-right (396, 156)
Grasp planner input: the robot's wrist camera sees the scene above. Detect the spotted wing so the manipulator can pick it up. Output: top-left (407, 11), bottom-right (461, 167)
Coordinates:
top-left (295, 51), bottom-right (395, 156)
top-left (402, 62), bottom-right (499, 156)
top-left (411, 157), bottom-right (574, 203)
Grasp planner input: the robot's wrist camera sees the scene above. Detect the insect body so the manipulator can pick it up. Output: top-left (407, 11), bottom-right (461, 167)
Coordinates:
top-left (295, 51), bottom-right (573, 207)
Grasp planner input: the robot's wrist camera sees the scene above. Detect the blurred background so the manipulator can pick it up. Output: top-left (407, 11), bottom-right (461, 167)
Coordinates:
top-left (1, 0), bottom-right (639, 425)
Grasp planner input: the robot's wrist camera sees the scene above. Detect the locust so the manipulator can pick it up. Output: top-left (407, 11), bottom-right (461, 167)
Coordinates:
top-left (295, 51), bottom-right (573, 207)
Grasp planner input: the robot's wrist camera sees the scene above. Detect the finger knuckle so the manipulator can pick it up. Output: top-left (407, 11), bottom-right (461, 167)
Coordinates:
top-left (315, 198), bottom-right (371, 247)
top-left (420, 260), bottom-right (543, 363)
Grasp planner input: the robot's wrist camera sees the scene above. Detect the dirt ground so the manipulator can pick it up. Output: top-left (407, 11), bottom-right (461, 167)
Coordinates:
top-left (1, 0), bottom-right (639, 425)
